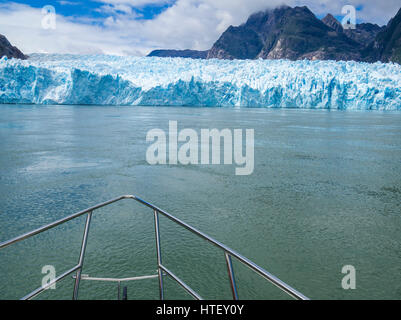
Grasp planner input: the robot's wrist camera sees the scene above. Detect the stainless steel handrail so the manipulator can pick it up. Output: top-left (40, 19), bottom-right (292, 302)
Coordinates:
top-left (72, 273), bottom-right (161, 300)
top-left (0, 195), bottom-right (309, 300)
top-left (72, 274), bottom-right (160, 282)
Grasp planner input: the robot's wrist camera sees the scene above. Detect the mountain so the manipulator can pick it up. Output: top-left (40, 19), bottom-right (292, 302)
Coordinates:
top-left (148, 49), bottom-right (208, 59)
top-left (321, 14), bottom-right (343, 33)
top-left (369, 8), bottom-right (401, 64)
top-left (206, 25), bottom-right (263, 59)
top-left (148, 5), bottom-right (400, 64)
top-left (321, 14), bottom-right (384, 47)
top-left (0, 34), bottom-right (26, 60)
top-left (344, 23), bottom-right (384, 46)
top-left (208, 6), bottom-right (363, 61)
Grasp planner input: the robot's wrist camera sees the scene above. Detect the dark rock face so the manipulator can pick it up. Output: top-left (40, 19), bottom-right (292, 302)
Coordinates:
top-left (208, 6), bottom-right (362, 61)
top-left (148, 49), bottom-right (208, 59)
top-left (206, 26), bottom-right (263, 59)
top-left (368, 8), bottom-right (401, 64)
top-left (321, 14), bottom-right (384, 47)
top-left (321, 14), bottom-right (343, 33)
top-left (343, 23), bottom-right (384, 46)
top-left (0, 34), bottom-right (27, 60)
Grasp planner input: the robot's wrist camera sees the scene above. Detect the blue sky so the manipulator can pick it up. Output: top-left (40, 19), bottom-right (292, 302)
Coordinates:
top-left (0, 0), bottom-right (174, 20)
top-left (0, 1), bottom-right (400, 56)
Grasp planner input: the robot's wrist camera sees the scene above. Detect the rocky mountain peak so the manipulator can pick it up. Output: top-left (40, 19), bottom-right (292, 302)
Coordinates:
top-left (0, 34), bottom-right (27, 60)
top-left (149, 5), bottom-right (401, 64)
top-left (322, 14), bottom-right (344, 33)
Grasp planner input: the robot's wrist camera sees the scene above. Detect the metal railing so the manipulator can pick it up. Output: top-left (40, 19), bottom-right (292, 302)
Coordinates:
top-left (0, 195), bottom-right (309, 300)
top-left (71, 273), bottom-right (161, 300)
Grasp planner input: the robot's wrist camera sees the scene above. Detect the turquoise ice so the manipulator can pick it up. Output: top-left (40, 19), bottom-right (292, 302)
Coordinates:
top-left (0, 54), bottom-right (400, 110)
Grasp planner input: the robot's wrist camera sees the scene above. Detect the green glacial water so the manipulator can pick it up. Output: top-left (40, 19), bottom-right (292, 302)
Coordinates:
top-left (0, 105), bottom-right (400, 300)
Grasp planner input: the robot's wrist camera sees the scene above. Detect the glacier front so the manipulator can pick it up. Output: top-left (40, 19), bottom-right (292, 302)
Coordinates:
top-left (0, 54), bottom-right (400, 110)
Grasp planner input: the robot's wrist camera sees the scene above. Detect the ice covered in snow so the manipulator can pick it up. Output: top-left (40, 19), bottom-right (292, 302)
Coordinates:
top-left (0, 53), bottom-right (400, 110)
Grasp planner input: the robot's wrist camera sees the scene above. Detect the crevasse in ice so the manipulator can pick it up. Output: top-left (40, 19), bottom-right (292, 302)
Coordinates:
top-left (0, 53), bottom-right (400, 110)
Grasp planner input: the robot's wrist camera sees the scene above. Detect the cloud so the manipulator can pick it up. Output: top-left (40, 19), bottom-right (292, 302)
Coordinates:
top-left (0, 2), bottom-right (145, 55)
top-left (0, 1), bottom-right (400, 56)
top-left (94, 0), bottom-right (174, 15)
top-left (58, 1), bottom-right (82, 5)
top-left (96, 0), bottom-right (174, 7)
top-left (94, 0), bottom-right (173, 9)
top-left (97, 4), bottom-right (135, 15)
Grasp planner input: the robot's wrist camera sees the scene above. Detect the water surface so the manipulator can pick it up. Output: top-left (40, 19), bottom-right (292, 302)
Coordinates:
top-left (0, 105), bottom-right (400, 300)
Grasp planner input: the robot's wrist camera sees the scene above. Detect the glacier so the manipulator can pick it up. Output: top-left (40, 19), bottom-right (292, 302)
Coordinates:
top-left (0, 53), bottom-right (400, 110)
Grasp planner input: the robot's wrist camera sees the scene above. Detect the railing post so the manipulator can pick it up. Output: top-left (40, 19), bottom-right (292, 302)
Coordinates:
top-left (224, 252), bottom-right (239, 300)
top-left (153, 210), bottom-right (164, 300)
top-left (117, 281), bottom-right (121, 300)
top-left (72, 211), bottom-right (93, 300)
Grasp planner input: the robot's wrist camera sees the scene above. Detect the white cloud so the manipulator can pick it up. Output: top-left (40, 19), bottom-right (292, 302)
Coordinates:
top-left (94, 0), bottom-right (173, 8)
top-left (58, 1), bottom-right (82, 5)
top-left (0, 1), bottom-right (399, 57)
top-left (0, 3), bottom-right (145, 55)
top-left (97, 4), bottom-right (134, 15)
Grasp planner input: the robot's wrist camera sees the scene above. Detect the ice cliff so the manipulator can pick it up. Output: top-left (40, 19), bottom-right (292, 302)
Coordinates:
top-left (0, 54), bottom-right (400, 110)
